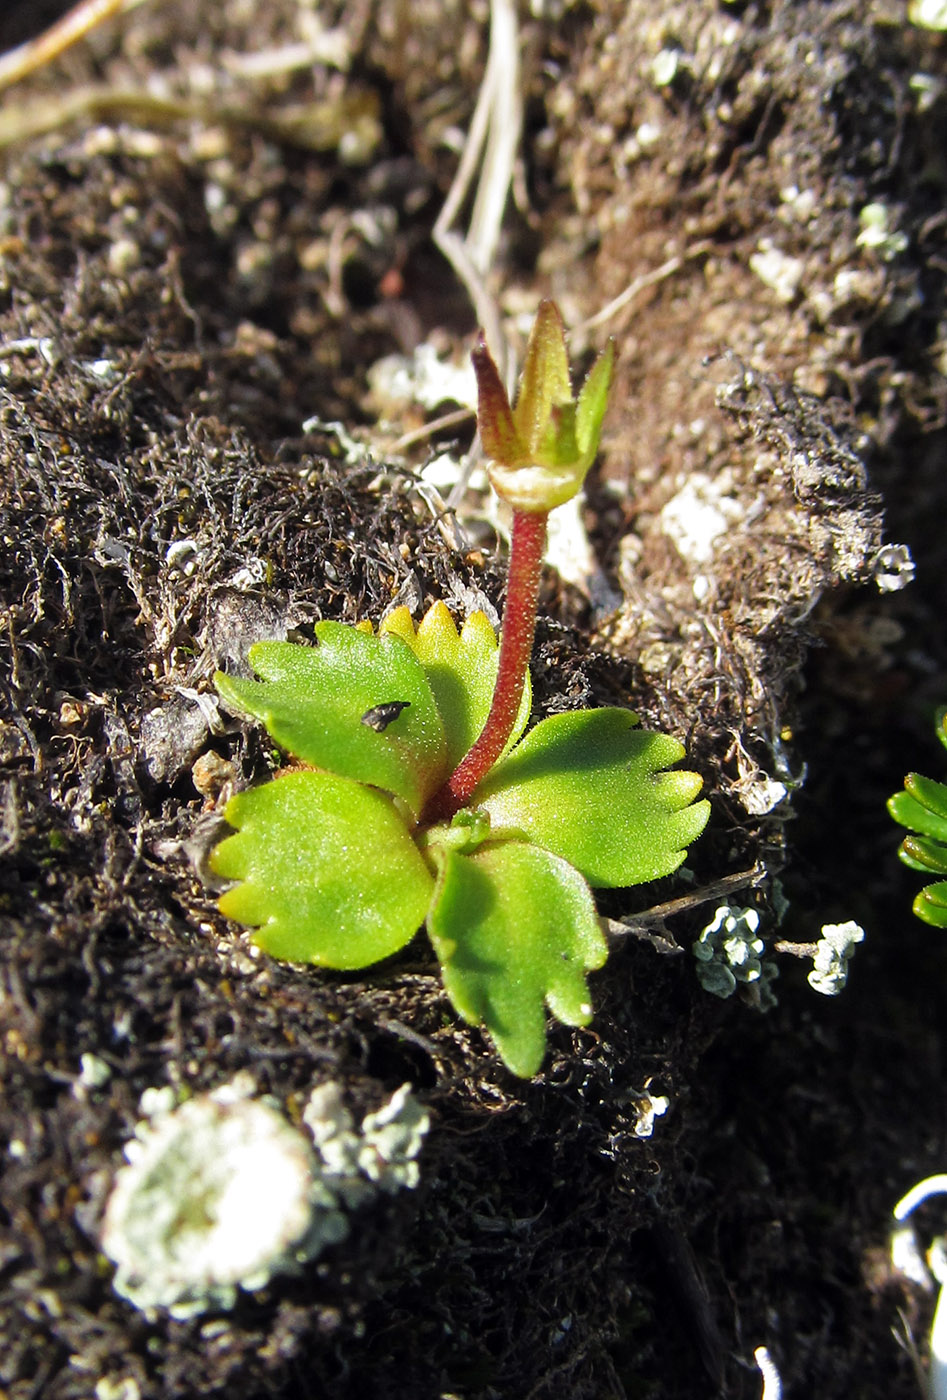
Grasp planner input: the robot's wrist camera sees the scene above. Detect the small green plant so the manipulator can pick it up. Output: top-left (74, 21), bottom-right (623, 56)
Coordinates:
top-left (888, 706), bottom-right (947, 928)
top-left (211, 302), bottom-right (710, 1076)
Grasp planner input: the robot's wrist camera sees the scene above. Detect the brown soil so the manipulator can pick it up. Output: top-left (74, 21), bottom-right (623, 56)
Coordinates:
top-left (1, 2), bottom-right (945, 1398)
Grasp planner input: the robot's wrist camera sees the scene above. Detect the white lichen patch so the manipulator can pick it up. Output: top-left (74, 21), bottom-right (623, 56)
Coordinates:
top-left (693, 905), bottom-right (775, 1001)
top-left (659, 471), bottom-right (746, 566)
top-left (367, 342), bottom-right (477, 414)
top-left (628, 1087), bottom-right (670, 1139)
top-left (807, 921), bottom-right (865, 996)
top-left (304, 1081), bottom-right (430, 1207)
top-left (101, 1080), bottom-right (335, 1318)
top-left (102, 1077), bottom-right (429, 1317)
top-left (750, 240), bottom-right (805, 303)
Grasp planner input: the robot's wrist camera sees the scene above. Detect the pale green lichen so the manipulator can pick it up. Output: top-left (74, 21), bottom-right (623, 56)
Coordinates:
top-left (101, 1075), bottom-right (429, 1317)
top-left (693, 905), bottom-right (767, 998)
top-left (651, 47), bottom-right (681, 87)
top-left (856, 203), bottom-right (908, 260)
top-left (302, 1081), bottom-right (430, 1207)
top-left (358, 1083), bottom-right (430, 1188)
top-left (806, 921), bottom-right (865, 996)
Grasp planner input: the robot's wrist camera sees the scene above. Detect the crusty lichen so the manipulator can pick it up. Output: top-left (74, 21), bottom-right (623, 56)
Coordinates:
top-left (101, 1075), bottom-right (429, 1317)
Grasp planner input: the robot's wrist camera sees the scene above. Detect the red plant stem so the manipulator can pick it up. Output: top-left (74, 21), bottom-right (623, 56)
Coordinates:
top-left (424, 509), bottom-right (548, 822)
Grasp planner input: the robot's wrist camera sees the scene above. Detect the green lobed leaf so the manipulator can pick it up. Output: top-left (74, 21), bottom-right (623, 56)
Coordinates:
top-left (474, 708), bottom-right (710, 887)
top-left (381, 602), bottom-right (531, 769)
top-left (427, 841), bottom-right (608, 1078)
top-left (211, 771), bottom-right (434, 968)
top-left (215, 623), bottom-right (446, 816)
top-left (914, 880), bottom-right (947, 929)
top-left (888, 786), bottom-right (947, 843)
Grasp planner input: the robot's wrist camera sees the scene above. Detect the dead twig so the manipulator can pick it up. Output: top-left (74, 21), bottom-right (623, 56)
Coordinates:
top-left (433, 0), bottom-right (521, 392)
top-left (0, 0), bottom-right (140, 94)
top-left (575, 242), bottom-right (713, 335)
top-left (603, 864), bottom-right (765, 950)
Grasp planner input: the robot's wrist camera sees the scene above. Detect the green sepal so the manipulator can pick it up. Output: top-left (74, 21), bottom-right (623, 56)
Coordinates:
top-left (513, 300), bottom-right (572, 458)
top-left (575, 340), bottom-right (615, 466)
top-left (474, 708), bottom-right (710, 887)
top-left (427, 841), bottom-right (607, 1078)
top-left (215, 623), bottom-right (447, 816)
top-left (888, 786), bottom-right (947, 843)
top-left (471, 337), bottom-right (529, 468)
top-left (211, 770), bottom-right (434, 968)
top-left (899, 833), bottom-right (947, 875)
top-left (913, 880), bottom-right (947, 929)
top-left (381, 603), bottom-right (530, 769)
top-left (538, 402), bottom-right (579, 469)
top-left (473, 300), bottom-right (614, 513)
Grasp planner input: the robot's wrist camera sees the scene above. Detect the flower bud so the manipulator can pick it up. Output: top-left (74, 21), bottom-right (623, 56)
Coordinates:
top-left (472, 300), bottom-right (614, 513)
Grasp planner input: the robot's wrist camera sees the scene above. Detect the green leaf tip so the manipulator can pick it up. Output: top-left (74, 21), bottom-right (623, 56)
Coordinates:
top-left (905, 771), bottom-right (947, 823)
top-left (900, 833), bottom-right (947, 876)
top-left (380, 602), bottom-right (530, 769)
top-left (914, 881), bottom-right (947, 928)
top-left (427, 841), bottom-right (607, 1078)
top-left (935, 705), bottom-right (947, 752)
top-left (473, 300), bottom-right (614, 513)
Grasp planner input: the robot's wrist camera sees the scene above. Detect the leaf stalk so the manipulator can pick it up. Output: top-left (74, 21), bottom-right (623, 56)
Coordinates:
top-left (424, 508), bottom-right (547, 820)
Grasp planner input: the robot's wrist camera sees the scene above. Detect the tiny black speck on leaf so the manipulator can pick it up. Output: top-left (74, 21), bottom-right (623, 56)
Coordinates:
top-left (361, 701), bottom-right (411, 732)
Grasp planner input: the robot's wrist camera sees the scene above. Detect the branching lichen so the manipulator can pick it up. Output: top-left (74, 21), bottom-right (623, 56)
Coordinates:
top-left (806, 921), bottom-right (865, 996)
top-left (693, 905), bottom-right (773, 1000)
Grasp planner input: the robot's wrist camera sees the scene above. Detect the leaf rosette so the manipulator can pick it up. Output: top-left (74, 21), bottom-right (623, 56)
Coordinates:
top-left (212, 605), bottom-right (709, 1077)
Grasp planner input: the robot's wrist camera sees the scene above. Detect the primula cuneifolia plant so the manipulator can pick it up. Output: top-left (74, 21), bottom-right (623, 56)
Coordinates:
top-left (888, 705), bottom-right (947, 928)
top-left (211, 302), bottom-right (710, 1076)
